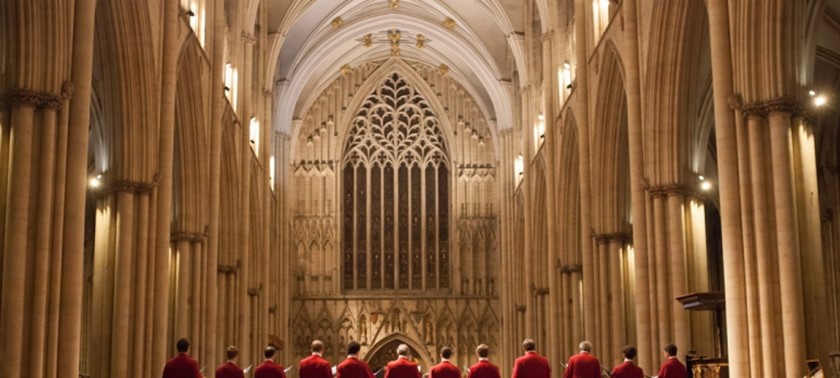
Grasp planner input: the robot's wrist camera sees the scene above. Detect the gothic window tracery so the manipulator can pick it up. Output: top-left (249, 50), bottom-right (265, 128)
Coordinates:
top-left (342, 72), bottom-right (450, 291)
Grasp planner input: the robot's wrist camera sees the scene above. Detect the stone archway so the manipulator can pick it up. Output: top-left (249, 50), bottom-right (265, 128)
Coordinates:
top-left (365, 335), bottom-right (431, 375)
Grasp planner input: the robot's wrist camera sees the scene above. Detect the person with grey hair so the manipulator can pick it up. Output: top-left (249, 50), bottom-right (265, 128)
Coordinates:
top-left (562, 341), bottom-right (601, 378)
top-left (385, 344), bottom-right (421, 378)
top-left (512, 339), bottom-right (550, 378)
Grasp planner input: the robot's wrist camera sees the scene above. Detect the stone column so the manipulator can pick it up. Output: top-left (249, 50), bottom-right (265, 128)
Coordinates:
top-left (0, 92), bottom-right (37, 378)
top-left (573, 0), bottom-right (596, 346)
top-left (29, 104), bottom-right (58, 378)
top-left (706, 0), bottom-right (749, 375)
top-left (110, 189), bottom-right (137, 378)
top-left (745, 110), bottom-right (779, 377)
top-left (667, 192), bottom-right (691, 360)
top-left (152, 0), bottom-right (180, 372)
top-left (609, 238), bottom-right (625, 366)
top-left (767, 103), bottom-right (807, 377)
top-left (621, 0), bottom-right (654, 370)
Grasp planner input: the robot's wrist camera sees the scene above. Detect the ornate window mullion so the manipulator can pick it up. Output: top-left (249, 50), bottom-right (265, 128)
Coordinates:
top-left (420, 163), bottom-right (427, 290)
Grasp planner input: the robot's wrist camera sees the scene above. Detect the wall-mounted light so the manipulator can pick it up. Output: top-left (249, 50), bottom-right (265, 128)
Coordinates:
top-left (699, 175), bottom-right (712, 191)
top-left (814, 95), bottom-right (827, 107)
top-left (269, 156), bottom-right (276, 190)
top-left (250, 117), bottom-right (260, 154)
top-left (186, 9), bottom-right (195, 16)
top-left (89, 174), bottom-right (102, 189)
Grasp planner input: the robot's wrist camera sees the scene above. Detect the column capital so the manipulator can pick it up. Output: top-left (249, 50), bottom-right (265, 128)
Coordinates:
top-left (112, 180), bottom-right (156, 195)
top-left (648, 183), bottom-right (703, 200)
top-left (171, 231), bottom-right (207, 243)
top-left (1, 88), bottom-right (63, 110)
top-left (241, 31), bottom-right (256, 44)
top-left (592, 232), bottom-right (633, 245)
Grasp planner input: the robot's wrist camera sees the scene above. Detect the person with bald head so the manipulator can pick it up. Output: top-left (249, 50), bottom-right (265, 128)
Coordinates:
top-left (385, 344), bottom-right (421, 378)
top-left (512, 339), bottom-right (550, 378)
top-left (300, 340), bottom-right (332, 378)
top-left (562, 341), bottom-right (600, 378)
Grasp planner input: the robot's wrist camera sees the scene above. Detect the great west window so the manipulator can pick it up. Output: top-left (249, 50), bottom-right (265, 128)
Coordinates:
top-left (342, 73), bottom-right (450, 291)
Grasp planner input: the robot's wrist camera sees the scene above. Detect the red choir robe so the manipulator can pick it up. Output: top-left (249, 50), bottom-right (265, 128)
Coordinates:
top-left (300, 354), bottom-right (333, 378)
top-left (255, 359), bottom-right (287, 378)
top-left (512, 351), bottom-right (551, 378)
top-left (656, 357), bottom-right (686, 378)
top-left (611, 360), bottom-right (644, 378)
top-left (468, 359), bottom-right (501, 378)
top-left (216, 361), bottom-right (245, 378)
top-left (385, 356), bottom-right (421, 378)
top-left (162, 352), bottom-right (202, 378)
top-left (562, 352), bottom-right (600, 378)
top-left (429, 360), bottom-right (460, 378)
top-left (336, 356), bottom-right (375, 378)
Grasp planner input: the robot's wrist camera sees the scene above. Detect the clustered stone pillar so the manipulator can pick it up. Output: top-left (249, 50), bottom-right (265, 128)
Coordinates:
top-left (0, 3), bottom-right (97, 378)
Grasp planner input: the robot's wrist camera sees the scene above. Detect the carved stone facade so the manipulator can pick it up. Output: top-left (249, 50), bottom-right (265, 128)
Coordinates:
top-left (290, 298), bottom-right (500, 371)
top-left (290, 58), bottom-right (499, 362)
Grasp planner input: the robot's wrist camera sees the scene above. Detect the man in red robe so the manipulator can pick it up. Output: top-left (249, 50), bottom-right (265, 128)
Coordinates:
top-left (162, 338), bottom-right (203, 378)
top-left (512, 339), bottom-right (551, 378)
top-left (611, 345), bottom-right (644, 378)
top-left (656, 344), bottom-right (686, 378)
top-left (300, 340), bottom-right (333, 378)
top-left (468, 344), bottom-right (500, 378)
top-left (336, 341), bottom-right (375, 378)
top-left (216, 346), bottom-right (245, 378)
top-left (255, 346), bottom-right (286, 378)
top-left (429, 347), bottom-right (460, 378)
top-left (562, 341), bottom-right (600, 378)
top-left (385, 344), bottom-right (421, 378)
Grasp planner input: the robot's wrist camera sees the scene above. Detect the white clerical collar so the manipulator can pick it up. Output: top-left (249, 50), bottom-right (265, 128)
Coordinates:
top-left (441, 359), bottom-right (451, 363)
top-left (479, 358), bottom-right (489, 361)
top-left (348, 355), bottom-right (359, 359)
top-left (668, 356), bottom-right (678, 360)
top-left (399, 356), bottom-right (409, 360)
top-left (227, 360), bottom-right (237, 365)
top-left (624, 359), bottom-right (634, 363)
top-left (312, 352), bottom-right (323, 357)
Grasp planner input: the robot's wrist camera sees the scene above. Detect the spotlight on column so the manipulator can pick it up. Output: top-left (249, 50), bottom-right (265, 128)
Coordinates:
top-left (701, 181), bottom-right (712, 191)
top-left (808, 90), bottom-right (816, 97)
top-left (89, 174), bottom-right (102, 189)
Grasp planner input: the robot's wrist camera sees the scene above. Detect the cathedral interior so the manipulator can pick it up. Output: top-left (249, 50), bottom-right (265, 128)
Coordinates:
top-left (2, 0), bottom-right (840, 377)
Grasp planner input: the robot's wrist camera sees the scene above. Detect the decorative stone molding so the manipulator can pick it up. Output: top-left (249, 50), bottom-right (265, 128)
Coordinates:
top-left (218, 264), bottom-right (237, 275)
top-left (331, 17), bottom-right (345, 29)
top-left (112, 180), bottom-right (155, 195)
top-left (170, 231), bottom-right (207, 243)
top-left (592, 232), bottom-right (633, 245)
top-left (647, 183), bottom-right (707, 201)
top-left (539, 30), bottom-right (555, 42)
top-left (241, 31), bottom-right (256, 44)
top-left (741, 101), bottom-right (768, 118)
top-left (764, 97), bottom-right (799, 115)
top-left (560, 263), bottom-right (583, 274)
top-left (443, 17), bottom-right (456, 30)
top-left (727, 94), bottom-right (743, 110)
top-left (515, 305), bottom-right (527, 312)
top-left (61, 81), bottom-right (75, 100)
top-left (2, 89), bottom-right (63, 110)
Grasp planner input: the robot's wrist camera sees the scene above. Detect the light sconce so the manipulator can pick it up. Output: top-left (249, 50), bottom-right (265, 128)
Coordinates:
top-left (814, 95), bottom-right (827, 107)
top-left (89, 174), bottom-right (103, 189)
top-left (699, 175), bottom-right (712, 191)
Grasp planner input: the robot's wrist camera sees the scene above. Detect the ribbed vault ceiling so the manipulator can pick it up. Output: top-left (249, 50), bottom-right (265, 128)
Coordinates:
top-left (267, 0), bottom-right (527, 135)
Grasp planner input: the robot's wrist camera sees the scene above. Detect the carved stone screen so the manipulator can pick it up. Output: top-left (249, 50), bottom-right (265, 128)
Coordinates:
top-left (342, 73), bottom-right (450, 291)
